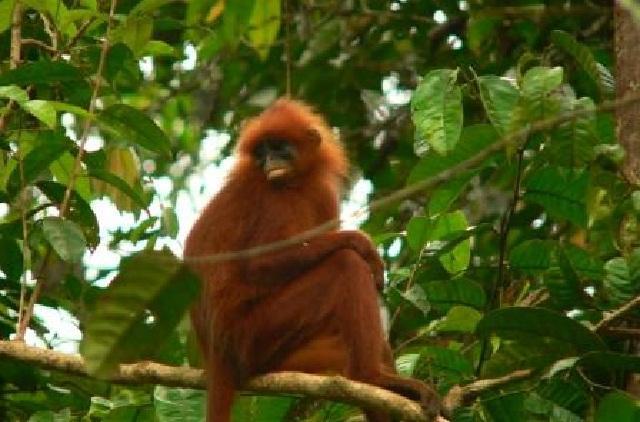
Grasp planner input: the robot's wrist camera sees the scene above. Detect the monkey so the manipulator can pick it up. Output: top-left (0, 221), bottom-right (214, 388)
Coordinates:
top-left (185, 98), bottom-right (440, 421)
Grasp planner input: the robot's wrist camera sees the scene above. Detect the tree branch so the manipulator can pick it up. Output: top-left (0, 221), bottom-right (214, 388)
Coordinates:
top-left (0, 340), bottom-right (430, 421)
top-left (594, 295), bottom-right (640, 332)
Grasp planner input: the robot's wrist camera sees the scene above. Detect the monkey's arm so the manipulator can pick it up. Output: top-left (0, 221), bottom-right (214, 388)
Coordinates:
top-left (242, 230), bottom-right (384, 288)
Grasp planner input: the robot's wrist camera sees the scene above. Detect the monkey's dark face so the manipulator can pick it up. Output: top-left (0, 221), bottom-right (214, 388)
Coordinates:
top-left (253, 139), bottom-right (298, 183)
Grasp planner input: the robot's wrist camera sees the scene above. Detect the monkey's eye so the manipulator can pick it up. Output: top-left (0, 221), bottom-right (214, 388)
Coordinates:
top-left (253, 140), bottom-right (295, 163)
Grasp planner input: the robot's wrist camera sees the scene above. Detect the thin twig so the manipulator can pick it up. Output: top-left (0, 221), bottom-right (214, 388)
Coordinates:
top-left (476, 147), bottom-right (525, 375)
top-left (16, 0), bottom-right (118, 340)
top-left (594, 295), bottom-right (640, 332)
top-left (21, 38), bottom-right (56, 53)
top-left (8, 0), bottom-right (30, 342)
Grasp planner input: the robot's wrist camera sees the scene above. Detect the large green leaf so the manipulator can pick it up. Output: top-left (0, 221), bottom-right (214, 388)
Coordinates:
top-left (154, 387), bottom-right (205, 422)
top-left (524, 167), bottom-right (588, 228)
top-left (423, 278), bottom-right (486, 311)
top-left (482, 392), bottom-right (525, 422)
top-left (437, 306), bottom-right (482, 333)
top-left (595, 392), bottom-right (640, 422)
top-left (411, 69), bottom-right (463, 155)
top-left (509, 239), bottom-right (553, 273)
top-left (0, 237), bottom-right (22, 281)
top-left (408, 124), bottom-right (498, 184)
top-left (41, 217), bottom-right (87, 263)
top-left (247, 0), bottom-right (281, 60)
top-left (578, 351), bottom-right (640, 374)
top-left (120, 15), bottom-right (153, 57)
top-left (36, 181), bottom-right (99, 248)
top-left (521, 66), bottom-right (564, 99)
top-left (547, 97), bottom-right (596, 167)
top-left (232, 396), bottom-right (296, 422)
top-left (415, 346), bottom-right (475, 383)
top-left (0, 84), bottom-right (28, 103)
top-left (81, 251), bottom-right (200, 378)
top-left (0, 61), bottom-right (84, 86)
top-left (0, 0), bottom-right (15, 34)
top-left (86, 169), bottom-right (147, 210)
top-left (602, 256), bottom-right (640, 306)
top-left (432, 211), bottom-right (470, 274)
top-left (98, 104), bottom-right (171, 157)
top-left (551, 30), bottom-right (614, 95)
top-left (477, 75), bottom-right (520, 135)
top-left (6, 131), bottom-right (72, 197)
top-left (476, 307), bottom-right (606, 353)
top-left (21, 100), bottom-right (57, 129)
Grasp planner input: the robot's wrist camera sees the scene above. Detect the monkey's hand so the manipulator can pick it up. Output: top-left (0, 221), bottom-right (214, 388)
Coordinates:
top-left (341, 230), bottom-right (385, 290)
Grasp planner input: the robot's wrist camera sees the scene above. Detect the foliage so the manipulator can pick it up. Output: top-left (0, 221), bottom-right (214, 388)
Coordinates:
top-left (0, 0), bottom-right (638, 421)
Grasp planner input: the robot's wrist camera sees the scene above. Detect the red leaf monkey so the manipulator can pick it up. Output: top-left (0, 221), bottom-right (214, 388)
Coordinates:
top-left (185, 99), bottom-right (440, 421)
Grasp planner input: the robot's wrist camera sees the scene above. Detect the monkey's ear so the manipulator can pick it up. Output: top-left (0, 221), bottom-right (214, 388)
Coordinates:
top-left (306, 128), bottom-right (322, 147)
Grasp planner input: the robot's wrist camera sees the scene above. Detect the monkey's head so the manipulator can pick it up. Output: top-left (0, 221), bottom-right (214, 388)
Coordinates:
top-left (234, 98), bottom-right (347, 186)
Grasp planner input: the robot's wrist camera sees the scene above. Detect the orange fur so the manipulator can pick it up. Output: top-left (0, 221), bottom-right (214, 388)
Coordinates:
top-left (185, 98), bottom-right (439, 421)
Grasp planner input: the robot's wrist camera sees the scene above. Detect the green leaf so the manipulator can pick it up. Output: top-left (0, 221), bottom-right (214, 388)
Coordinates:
top-left (86, 169), bottom-right (147, 210)
top-left (428, 174), bottom-right (473, 216)
top-left (405, 216), bottom-right (431, 251)
top-left (521, 66), bottom-right (563, 99)
top-left (98, 104), bottom-right (171, 157)
top-left (142, 40), bottom-right (178, 57)
top-left (50, 152), bottom-right (93, 202)
top-left (551, 30), bottom-right (613, 95)
top-left (81, 251), bottom-right (200, 378)
top-left (221, 0), bottom-right (256, 45)
top-left (483, 337), bottom-right (574, 377)
top-left (603, 257), bottom-right (638, 306)
top-left (476, 307), bottom-right (607, 353)
top-left (22, 100), bottom-right (57, 129)
top-left (400, 284), bottom-right (430, 315)
top-left (0, 0), bottom-right (16, 34)
top-left (0, 237), bottom-right (22, 281)
top-left (595, 392), bottom-right (640, 422)
top-left (438, 306), bottom-right (482, 333)
top-left (41, 217), bottom-right (87, 262)
top-left (0, 61), bottom-right (84, 86)
top-left (232, 396), bottom-right (295, 422)
top-left (161, 206), bottom-right (179, 238)
top-left (433, 211), bottom-right (470, 274)
top-left (547, 97), bottom-right (596, 167)
top-left (423, 278), bottom-right (486, 312)
top-left (483, 392), bottom-right (525, 422)
top-left (524, 167), bottom-right (588, 228)
top-left (154, 387), bottom-right (205, 422)
top-left (247, 0), bottom-right (281, 60)
top-left (36, 181), bottom-right (99, 248)
top-left (509, 239), bottom-right (553, 272)
top-left (578, 351), bottom-right (640, 374)
top-left (408, 124), bottom-right (498, 184)
top-left (0, 84), bottom-right (28, 103)
top-left (411, 69), bottom-right (463, 155)
top-left (561, 244), bottom-right (604, 280)
top-left (477, 75), bottom-right (520, 135)
top-left (416, 346), bottom-right (475, 382)
top-left (6, 131), bottom-right (71, 197)
top-left (121, 16), bottom-right (154, 57)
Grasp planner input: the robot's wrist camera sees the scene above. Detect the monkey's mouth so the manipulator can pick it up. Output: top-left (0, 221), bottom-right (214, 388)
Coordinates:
top-left (267, 167), bottom-right (291, 180)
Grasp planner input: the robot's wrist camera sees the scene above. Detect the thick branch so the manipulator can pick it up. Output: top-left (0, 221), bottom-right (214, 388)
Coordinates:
top-left (0, 340), bottom-right (429, 421)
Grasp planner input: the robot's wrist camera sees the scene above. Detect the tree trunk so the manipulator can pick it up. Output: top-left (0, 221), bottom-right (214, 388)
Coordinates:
top-left (615, 3), bottom-right (640, 184)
